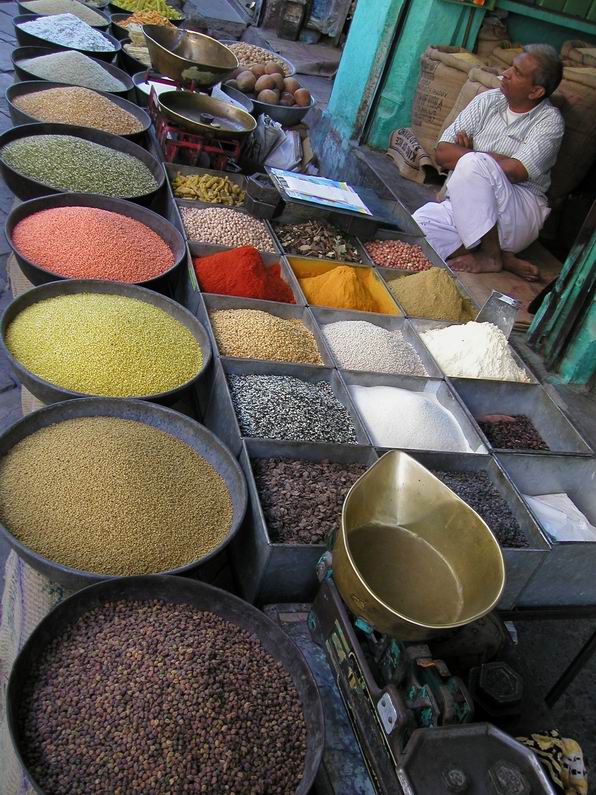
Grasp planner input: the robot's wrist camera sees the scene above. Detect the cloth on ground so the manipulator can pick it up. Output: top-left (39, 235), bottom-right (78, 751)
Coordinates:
top-left (413, 152), bottom-right (549, 259)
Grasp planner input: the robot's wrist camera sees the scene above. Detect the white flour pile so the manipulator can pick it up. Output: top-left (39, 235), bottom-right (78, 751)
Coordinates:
top-left (349, 384), bottom-right (474, 451)
top-left (323, 320), bottom-right (427, 376)
top-left (420, 321), bottom-right (531, 381)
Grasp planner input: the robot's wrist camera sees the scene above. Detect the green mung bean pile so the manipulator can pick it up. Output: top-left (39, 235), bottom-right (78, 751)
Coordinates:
top-left (0, 417), bottom-right (233, 575)
top-left (0, 134), bottom-right (157, 197)
top-left (5, 293), bottom-right (202, 397)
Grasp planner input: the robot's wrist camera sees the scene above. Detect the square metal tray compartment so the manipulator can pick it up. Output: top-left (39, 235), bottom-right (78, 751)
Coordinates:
top-left (310, 306), bottom-right (443, 379)
top-left (357, 227), bottom-right (447, 271)
top-left (451, 379), bottom-right (593, 457)
top-left (164, 163), bottom-right (246, 208)
top-left (380, 267), bottom-right (480, 320)
top-left (231, 439), bottom-right (378, 604)
top-left (340, 370), bottom-right (487, 455)
top-left (498, 453), bottom-right (596, 606)
top-left (199, 294), bottom-right (336, 368)
top-left (174, 200), bottom-right (280, 253)
top-left (378, 450), bottom-right (551, 610)
top-left (202, 358), bottom-right (372, 456)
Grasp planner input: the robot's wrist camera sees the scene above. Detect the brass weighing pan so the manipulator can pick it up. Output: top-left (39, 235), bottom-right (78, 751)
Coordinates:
top-left (333, 450), bottom-right (505, 640)
top-left (143, 25), bottom-right (237, 87)
top-left (158, 90), bottom-right (256, 137)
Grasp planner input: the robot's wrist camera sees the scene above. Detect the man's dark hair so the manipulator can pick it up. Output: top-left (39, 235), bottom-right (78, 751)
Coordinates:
top-left (523, 43), bottom-right (563, 97)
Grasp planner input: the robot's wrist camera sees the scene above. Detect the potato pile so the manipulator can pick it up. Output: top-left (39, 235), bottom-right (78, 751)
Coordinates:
top-left (227, 63), bottom-right (312, 108)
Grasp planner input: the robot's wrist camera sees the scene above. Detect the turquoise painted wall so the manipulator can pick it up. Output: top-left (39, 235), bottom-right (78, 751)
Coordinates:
top-left (365, 0), bottom-right (485, 150)
top-left (507, 13), bottom-right (596, 48)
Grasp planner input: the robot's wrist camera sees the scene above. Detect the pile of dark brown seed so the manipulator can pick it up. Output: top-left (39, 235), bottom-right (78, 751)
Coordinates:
top-left (20, 599), bottom-right (307, 794)
top-left (478, 415), bottom-right (549, 451)
top-left (274, 220), bottom-right (363, 263)
top-left (253, 457), bottom-right (367, 544)
top-left (432, 470), bottom-right (528, 548)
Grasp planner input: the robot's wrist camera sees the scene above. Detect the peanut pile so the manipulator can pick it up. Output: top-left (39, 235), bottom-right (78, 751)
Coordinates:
top-left (365, 239), bottom-right (432, 271)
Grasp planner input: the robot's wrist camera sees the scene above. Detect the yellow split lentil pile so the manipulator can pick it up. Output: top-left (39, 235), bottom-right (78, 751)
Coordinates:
top-left (0, 417), bottom-right (233, 575)
top-left (5, 293), bottom-right (202, 396)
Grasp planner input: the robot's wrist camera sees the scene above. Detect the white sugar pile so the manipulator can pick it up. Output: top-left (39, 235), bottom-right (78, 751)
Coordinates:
top-left (420, 321), bottom-right (531, 381)
top-left (18, 13), bottom-right (117, 51)
top-left (349, 385), bottom-right (475, 451)
top-left (323, 320), bottom-right (427, 376)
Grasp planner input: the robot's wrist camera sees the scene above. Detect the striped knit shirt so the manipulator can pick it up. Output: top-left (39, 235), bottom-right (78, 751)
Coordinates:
top-left (440, 88), bottom-right (565, 197)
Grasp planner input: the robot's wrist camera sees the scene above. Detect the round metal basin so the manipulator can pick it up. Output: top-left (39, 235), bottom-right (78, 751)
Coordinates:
top-left (13, 13), bottom-right (120, 61)
top-left (16, 1), bottom-right (110, 28)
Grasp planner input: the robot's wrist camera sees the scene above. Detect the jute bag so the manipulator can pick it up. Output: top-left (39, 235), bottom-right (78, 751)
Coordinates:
top-left (487, 42), bottom-right (523, 70)
top-left (560, 40), bottom-right (596, 68)
top-left (386, 127), bottom-right (436, 184)
top-left (411, 46), bottom-right (483, 161)
top-left (439, 66), bottom-right (502, 138)
top-left (475, 16), bottom-right (509, 61)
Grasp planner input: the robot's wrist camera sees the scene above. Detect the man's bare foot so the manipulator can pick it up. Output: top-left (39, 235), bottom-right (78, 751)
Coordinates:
top-left (449, 251), bottom-right (503, 274)
top-left (502, 252), bottom-right (540, 282)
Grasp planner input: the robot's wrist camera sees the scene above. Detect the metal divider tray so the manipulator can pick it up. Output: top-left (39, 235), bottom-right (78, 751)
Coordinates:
top-left (340, 369), bottom-right (487, 455)
top-left (374, 449), bottom-right (551, 610)
top-left (498, 453), bottom-right (596, 606)
top-left (231, 439), bottom-right (378, 604)
top-left (198, 294), bottom-right (336, 368)
top-left (202, 358), bottom-right (372, 457)
top-left (411, 318), bottom-right (538, 384)
top-left (310, 306), bottom-right (443, 379)
top-left (184, 241), bottom-right (305, 306)
top-left (451, 379), bottom-right (593, 457)
top-left (164, 163), bottom-right (246, 208)
top-left (379, 266), bottom-right (480, 318)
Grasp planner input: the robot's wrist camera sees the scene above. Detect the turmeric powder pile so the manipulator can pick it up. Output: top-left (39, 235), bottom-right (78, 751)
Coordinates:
top-left (388, 267), bottom-right (476, 322)
top-left (299, 265), bottom-right (394, 313)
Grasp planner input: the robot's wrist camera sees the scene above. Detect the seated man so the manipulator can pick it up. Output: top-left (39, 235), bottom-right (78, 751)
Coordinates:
top-left (413, 43), bottom-right (564, 281)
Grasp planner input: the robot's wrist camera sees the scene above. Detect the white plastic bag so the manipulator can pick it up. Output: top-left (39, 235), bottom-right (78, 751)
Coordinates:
top-left (523, 493), bottom-right (596, 543)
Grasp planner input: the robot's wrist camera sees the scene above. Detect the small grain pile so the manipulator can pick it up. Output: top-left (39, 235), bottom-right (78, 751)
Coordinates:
top-left (227, 41), bottom-right (290, 74)
top-left (111, 0), bottom-right (183, 19)
top-left (323, 320), bottom-right (427, 376)
top-left (420, 322), bottom-right (531, 382)
top-left (18, 600), bottom-right (306, 793)
top-left (13, 87), bottom-right (144, 135)
top-left (0, 417), bottom-right (231, 574)
top-left (5, 293), bottom-right (201, 396)
top-left (194, 246), bottom-right (295, 303)
top-left (365, 239), bottom-right (432, 271)
top-left (21, 0), bottom-right (107, 25)
top-left (478, 415), bottom-right (549, 450)
top-left (1, 135), bottom-right (157, 198)
top-left (210, 309), bottom-right (322, 364)
top-left (253, 457), bottom-right (367, 544)
top-left (275, 220), bottom-right (362, 263)
top-left (228, 374), bottom-right (358, 444)
top-left (298, 265), bottom-right (395, 313)
top-left (349, 385), bottom-right (473, 451)
top-left (12, 207), bottom-right (175, 282)
top-left (17, 50), bottom-right (126, 92)
top-left (17, 14), bottom-right (117, 51)
top-left (432, 470), bottom-right (528, 548)
top-left (388, 267), bottom-right (476, 322)
top-left (180, 206), bottom-right (276, 251)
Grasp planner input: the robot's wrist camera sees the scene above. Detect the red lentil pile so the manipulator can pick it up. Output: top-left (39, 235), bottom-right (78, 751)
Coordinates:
top-left (365, 239), bottom-right (432, 271)
top-left (12, 206), bottom-right (175, 282)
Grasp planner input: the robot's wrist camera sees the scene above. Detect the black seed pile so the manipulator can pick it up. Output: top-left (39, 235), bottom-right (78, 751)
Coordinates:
top-left (228, 374), bottom-right (358, 444)
top-left (432, 470), bottom-right (528, 548)
top-left (253, 457), bottom-right (367, 544)
top-left (19, 599), bottom-right (307, 795)
top-left (478, 415), bottom-right (549, 451)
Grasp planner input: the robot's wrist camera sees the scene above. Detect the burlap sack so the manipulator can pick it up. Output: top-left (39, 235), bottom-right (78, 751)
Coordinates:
top-left (411, 46), bottom-right (483, 162)
top-left (386, 127), bottom-right (436, 184)
top-left (475, 17), bottom-right (509, 61)
top-left (439, 66), bottom-right (502, 138)
top-left (560, 40), bottom-right (596, 67)
top-left (548, 66), bottom-right (596, 204)
top-left (487, 42), bottom-right (523, 70)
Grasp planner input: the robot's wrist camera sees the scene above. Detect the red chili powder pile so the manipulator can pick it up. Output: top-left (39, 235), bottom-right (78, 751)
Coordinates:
top-left (193, 246), bottom-right (295, 303)
top-left (12, 207), bottom-right (175, 282)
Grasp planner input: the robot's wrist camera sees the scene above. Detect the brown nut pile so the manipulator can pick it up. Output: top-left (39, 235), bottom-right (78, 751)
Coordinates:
top-left (19, 599), bottom-right (308, 794)
top-left (365, 239), bottom-right (432, 271)
top-left (275, 220), bottom-right (362, 262)
top-left (226, 42), bottom-right (291, 75)
top-left (180, 206), bottom-right (276, 251)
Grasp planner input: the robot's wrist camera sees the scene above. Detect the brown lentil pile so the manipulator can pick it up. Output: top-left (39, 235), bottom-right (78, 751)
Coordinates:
top-left (180, 206), bottom-right (276, 251)
top-left (19, 599), bottom-right (307, 794)
top-left (478, 414), bottom-right (550, 451)
top-left (13, 87), bottom-right (144, 136)
top-left (0, 417), bottom-right (233, 575)
top-left (253, 457), bottom-right (366, 544)
top-left (365, 239), bottom-right (432, 271)
top-left (210, 308), bottom-right (323, 364)
top-left (275, 220), bottom-right (362, 263)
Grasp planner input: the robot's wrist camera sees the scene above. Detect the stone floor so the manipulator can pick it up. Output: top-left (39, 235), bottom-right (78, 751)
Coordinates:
top-left (0, 7), bottom-right (595, 790)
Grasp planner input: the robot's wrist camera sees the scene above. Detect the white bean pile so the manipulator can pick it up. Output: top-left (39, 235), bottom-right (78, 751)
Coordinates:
top-left (180, 207), bottom-right (276, 252)
top-left (323, 320), bottom-right (427, 376)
